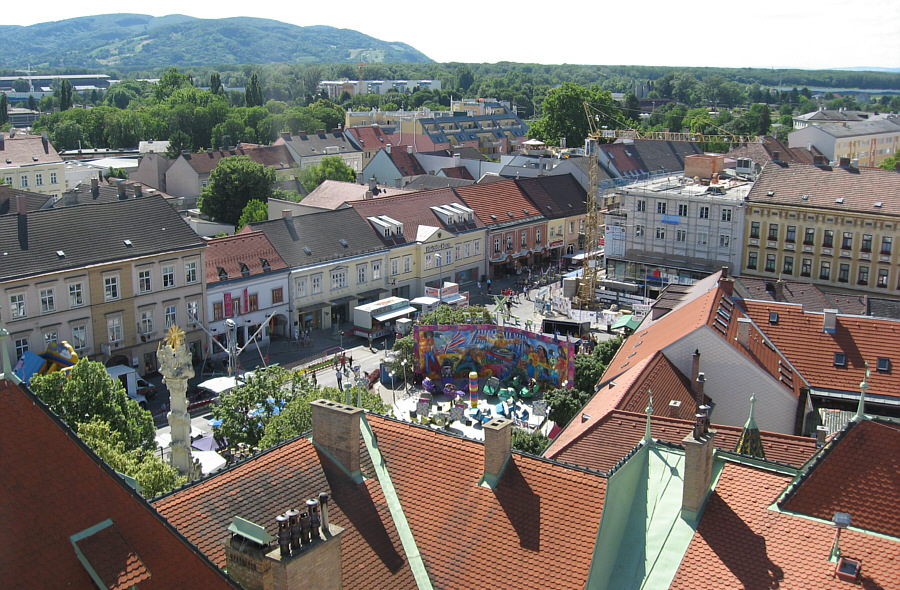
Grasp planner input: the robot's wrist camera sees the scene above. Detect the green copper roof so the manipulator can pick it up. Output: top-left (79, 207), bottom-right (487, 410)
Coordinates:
top-left (734, 395), bottom-right (766, 459)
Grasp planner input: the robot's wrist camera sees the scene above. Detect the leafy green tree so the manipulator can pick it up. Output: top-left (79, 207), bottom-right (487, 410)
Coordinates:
top-left (544, 387), bottom-right (594, 428)
top-left (210, 72), bottom-right (224, 95)
top-left (307, 99), bottom-right (345, 131)
top-left (199, 155), bottom-right (275, 225)
top-left (237, 199), bottom-right (269, 230)
top-left (511, 427), bottom-right (550, 455)
top-left (879, 150), bottom-right (899, 171)
top-left (12, 79), bottom-right (29, 92)
top-left (27, 95), bottom-right (37, 111)
top-left (105, 110), bottom-right (144, 148)
top-left (78, 419), bottom-right (186, 498)
top-left (592, 335), bottom-right (622, 366)
top-left (0, 93), bottom-right (8, 125)
top-left (622, 93), bottom-right (641, 122)
top-left (416, 304), bottom-right (494, 326)
top-left (155, 67), bottom-right (193, 102)
top-left (388, 335), bottom-right (417, 382)
top-left (107, 166), bottom-right (129, 179)
top-left (573, 353), bottom-right (604, 394)
top-left (272, 187), bottom-right (304, 202)
top-left (245, 73), bottom-right (264, 108)
top-left (29, 359), bottom-right (155, 453)
top-left (58, 79), bottom-right (74, 111)
top-left (167, 129), bottom-right (191, 157)
top-left (298, 155), bottom-right (357, 192)
top-left (528, 82), bottom-right (623, 147)
top-left (456, 65), bottom-right (475, 92)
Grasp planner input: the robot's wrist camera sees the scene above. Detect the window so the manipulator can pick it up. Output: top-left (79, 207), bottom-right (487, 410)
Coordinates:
top-left (768, 223), bottom-right (778, 240)
top-left (877, 357), bottom-right (891, 372)
top-left (138, 269), bottom-right (152, 293)
top-left (43, 330), bottom-right (58, 347)
top-left (678, 204), bottom-right (688, 216)
top-left (820, 260), bottom-right (831, 280)
top-left (246, 294), bottom-right (257, 313)
top-left (474, 239), bottom-right (481, 255)
top-left (213, 301), bottom-right (224, 321)
top-left (838, 263), bottom-right (850, 283)
top-left (403, 256), bottom-right (412, 273)
top-left (494, 237), bottom-right (501, 254)
top-left (14, 338), bottom-right (28, 358)
top-left (721, 208), bottom-right (732, 222)
top-left (331, 269), bottom-right (347, 290)
top-left (750, 222), bottom-right (760, 239)
top-left (580, 219), bottom-right (585, 232)
top-left (35, 173), bottom-right (42, 186)
top-left (311, 274), bottom-right (322, 294)
top-left (425, 254), bottom-right (432, 270)
top-left (842, 232), bottom-right (853, 250)
top-left (881, 236), bottom-right (892, 255)
top-left (50, 172), bottom-right (57, 184)
top-left (637, 200), bottom-right (646, 212)
top-left (833, 352), bottom-right (847, 367)
top-left (765, 254), bottom-right (776, 272)
top-left (391, 258), bottom-right (400, 276)
top-left (3, 176), bottom-right (12, 186)
top-left (296, 277), bottom-right (308, 298)
top-left (272, 287), bottom-right (283, 304)
top-left (676, 229), bottom-right (686, 242)
top-left (699, 206), bottom-right (709, 219)
top-left (464, 242), bottom-right (471, 258)
top-left (569, 221), bottom-right (575, 234)
top-left (823, 230), bottom-right (834, 248)
top-left (858, 266), bottom-right (869, 285)
top-left (786, 226), bottom-right (796, 243)
top-left (656, 202), bottom-right (667, 214)
top-left (719, 234), bottom-right (731, 248)
top-left (444, 251), bottom-right (451, 266)
top-left (783, 256), bottom-right (794, 274)
top-left (804, 227), bottom-right (815, 245)
top-left (40, 288), bottom-right (55, 313)
top-left (372, 260), bottom-right (382, 280)
top-left (107, 316), bottom-right (122, 343)
top-left (520, 231), bottom-right (527, 248)
top-left (535, 228), bottom-right (542, 244)
top-left (20, 175), bottom-right (28, 188)
top-left (455, 243), bottom-right (462, 260)
top-left (801, 258), bottom-right (812, 277)
top-left (104, 275), bottom-right (119, 301)
top-left (860, 234), bottom-right (872, 252)
top-left (655, 227), bottom-right (666, 240)
top-left (747, 252), bottom-right (758, 270)
top-left (140, 310), bottom-right (153, 334)
top-left (185, 261), bottom-right (198, 284)
top-left (162, 265), bottom-right (175, 289)
top-left (10, 293), bottom-right (26, 318)
top-left (634, 224), bottom-right (644, 237)
top-left (697, 232), bottom-right (708, 246)
top-left (506, 235), bottom-right (513, 250)
top-left (877, 268), bottom-right (889, 288)
top-left (71, 325), bottom-right (86, 351)
top-left (165, 305), bottom-right (176, 328)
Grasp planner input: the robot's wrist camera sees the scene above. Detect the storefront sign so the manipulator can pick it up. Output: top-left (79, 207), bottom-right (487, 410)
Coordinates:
top-left (425, 242), bottom-right (453, 253)
top-left (549, 240), bottom-right (564, 248)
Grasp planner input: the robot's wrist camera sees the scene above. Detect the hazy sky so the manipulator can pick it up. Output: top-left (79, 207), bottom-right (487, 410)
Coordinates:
top-left (5, 1), bottom-right (899, 70)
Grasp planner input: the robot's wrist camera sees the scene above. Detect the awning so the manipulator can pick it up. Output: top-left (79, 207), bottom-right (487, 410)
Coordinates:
top-left (568, 249), bottom-right (603, 261)
top-left (373, 306), bottom-right (418, 322)
top-left (356, 289), bottom-right (384, 300)
top-left (193, 450), bottom-right (227, 475)
top-left (611, 315), bottom-right (642, 331)
top-left (410, 296), bottom-right (440, 306)
top-left (441, 294), bottom-right (466, 305)
top-left (329, 295), bottom-right (354, 306)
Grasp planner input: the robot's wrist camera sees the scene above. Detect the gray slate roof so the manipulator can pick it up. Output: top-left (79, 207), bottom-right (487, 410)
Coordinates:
top-left (0, 194), bottom-right (205, 282)
top-left (249, 208), bottom-right (387, 268)
top-left (403, 175), bottom-right (476, 190)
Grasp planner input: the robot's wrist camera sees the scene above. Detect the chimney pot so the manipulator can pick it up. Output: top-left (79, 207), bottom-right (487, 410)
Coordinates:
top-left (311, 400), bottom-right (363, 480)
top-left (285, 508), bottom-right (301, 552)
top-left (816, 426), bottom-right (828, 447)
top-left (691, 350), bottom-right (701, 388)
top-left (482, 418), bottom-right (513, 485)
top-left (318, 492), bottom-right (330, 530)
top-left (823, 309), bottom-right (838, 334)
top-left (407, 145), bottom-right (413, 154)
top-left (368, 177), bottom-right (377, 191)
top-left (282, 209), bottom-right (292, 219)
top-left (276, 513), bottom-right (291, 557)
top-left (668, 399), bottom-right (682, 419)
top-left (365, 190), bottom-right (374, 200)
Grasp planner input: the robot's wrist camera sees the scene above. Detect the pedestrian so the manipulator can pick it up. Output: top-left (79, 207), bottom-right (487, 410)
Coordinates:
top-left (348, 353), bottom-right (353, 368)
top-left (368, 332), bottom-right (374, 351)
top-left (311, 371), bottom-right (317, 387)
top-left (333, 354), bottom-right (339, 369)
top-left (487, 278), bottom-right (491, 293)
top-left (340, 353), bottom-right (346, 369)
top-left (477, 281), bottom-right (482, 294)
top-left (336, 369), bottom-right (343, 390)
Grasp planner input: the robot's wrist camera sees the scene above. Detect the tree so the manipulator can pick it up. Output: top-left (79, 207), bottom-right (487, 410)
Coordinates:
top-left (272, 187), bottom-right (304, 202)
top-left (456, 65), bottom-right (475, 92)
top-left (298, 155), bottom-right (357, 192)
top-left (0, 93), bottom-right (7, 125)
top-left (237, 199), bottom-right (269, 231)
top-left (245, 73), bottom-right (264, 108)
top-left (107, 166), bottom-right (129, 179)
top-left (29, 359), bottom-right (155, 453)
top-left (511, 428), bottom-right (550, 455)
top-left (78, 419), bottom-right (186, 498)
top-left (544, 387), bottom-right (594, 428)
top-left (879, 150), bottom-right (899, 171)
top-left (167, 129), bottom-right (191, 157)
top-left (198, 155), bottom-right (275, 225)
top-left (12, 78), bottom-right (30, 92)
top-left (416, 304), bottom-right (494, 326)
top-left (209, 72), bottom-right (224, 95)
top-left (58, 79), bottom-right (73, 111)
top-left (573, 353), bottom-right (604, 394)
top-left (528, 82), bottom-right (623, 147)
top-left (388, 335), bottom-right (417, 382)
top-left (155, 67), bottom-right (193, 102)
top-left (622, 93), bottom-right (641, 122)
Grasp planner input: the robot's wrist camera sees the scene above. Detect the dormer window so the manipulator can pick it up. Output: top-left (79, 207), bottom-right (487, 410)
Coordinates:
top-left (218, 267), bottom-right (228, 280)
top-left (240, 263), bottom-right (250, 276)
top-left (260, 258), bottom-right (271, 272)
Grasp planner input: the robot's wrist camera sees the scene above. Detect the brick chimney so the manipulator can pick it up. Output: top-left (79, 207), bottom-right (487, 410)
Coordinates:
top-left (311, 400), bottom-right (363, 481)
top-left (134, 183), bottom-right (143, 198)
top-left (719, 267), bottom-right (733, 296)
top-left (813, 154), bottom-right (827, 166)
top-left (823, 309), bottom-right (838, 334)
top-left (668, 400), bottom-right (682, 419)
top-left (368, 177), bottom-right (377, 191)
top-left (691, 350), bottom-right (701, 390)
top-left (364, 191), bottom-right (374, 200)
top-left (481, 417), bottom-right (513, 487)
top-left (736, 317), bottom-right (752, 349)
top-left (695, 373), bottom-right (706, 409)
top-left (839, 157), bottom-right (851, 168)
top-left (682, 406), bottom-right (716, 518)
top-left (774, 278), bottom-right (784, 301)
top-left (116, 179), bottom-right (127, 199)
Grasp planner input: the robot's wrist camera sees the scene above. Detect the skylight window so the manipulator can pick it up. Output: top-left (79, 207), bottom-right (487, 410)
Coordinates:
top-left (123, 239), bottom-right (133, 247)
top-left (56, 250), bottom-right (66, 258)
top-left (877, 357), bottom-right (890, 372)
top-left (303, 247), bottom-right (312, 255)
top-left (835, 198), bottom-right (844, 204)
top-left (340, 239), bottom-right (349, 247)
top-left (874, 202), bottom-right (883, 208)
top-left (769, 312), bottom-right (778, 324)
top-left (833, 352), bottom-right (847, 367)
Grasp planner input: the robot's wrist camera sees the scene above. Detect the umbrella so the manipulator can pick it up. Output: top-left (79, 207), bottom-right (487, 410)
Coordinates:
top-left (208, 418), bottom-right (223, 427)
top-left (192, 434), bottom-right (226, 452)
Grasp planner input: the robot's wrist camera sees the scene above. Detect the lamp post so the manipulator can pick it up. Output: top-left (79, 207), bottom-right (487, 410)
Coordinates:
top-left (401, 359), bottom-right (409, 398)
top-left (339, 330), bottom-right (344, 352)
top-left (389, 371), bottom-right (396, 406)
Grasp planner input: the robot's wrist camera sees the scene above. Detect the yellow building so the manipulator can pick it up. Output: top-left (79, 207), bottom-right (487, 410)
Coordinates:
top-left (743, 161), bottom-right (900, 297)
top-left (0, 131), bottom-right (66, 200)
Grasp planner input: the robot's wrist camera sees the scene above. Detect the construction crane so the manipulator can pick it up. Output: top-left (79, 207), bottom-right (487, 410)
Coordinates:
top-left (576, 102), bottom-right (604, 310)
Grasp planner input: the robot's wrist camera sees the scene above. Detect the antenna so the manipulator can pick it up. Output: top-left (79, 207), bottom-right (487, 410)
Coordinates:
top-left (14, 65), bottom-right (37, 94)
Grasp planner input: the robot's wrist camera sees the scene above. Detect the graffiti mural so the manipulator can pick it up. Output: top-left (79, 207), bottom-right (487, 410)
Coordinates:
top-left (414, 324), bottom-right (575, 389)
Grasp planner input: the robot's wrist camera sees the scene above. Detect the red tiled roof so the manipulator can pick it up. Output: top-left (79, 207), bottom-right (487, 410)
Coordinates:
top-left (601, 143), bottom-right (643, 173)
top-left (153, 434), bottom-right (418, 589)
top-left (726, 136), bottom-right (819, 165)
top-left (440, 166), bottom-right (474, 180)
top-left (181, 145), bottom-right (295, 175)
top-left (204, 231), bottom-right (288, 283)
top-left (781, 419), bottom-right (900, 537)
top-left (0, 132), bottom-right (62, 166)
top-left (387, 147), bottom-right (426, 177)
top-left (0, 379), bottom-right (235, 590)
top-left (454, 180), bottom-right (545, 226)
top-left (670, 461), bottom-right (900, 590)
top-left (347, 125), bottom-right (391, 149)
top-left (73, 523), bottom-right (151, 590)
top-left (733, 275), bottom-right (869, 315)
top-left (742, 300), bottom-right (900, 400)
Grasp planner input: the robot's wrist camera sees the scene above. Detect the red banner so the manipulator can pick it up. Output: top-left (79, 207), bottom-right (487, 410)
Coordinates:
top-left (224, 293), bottom-right (232, 317)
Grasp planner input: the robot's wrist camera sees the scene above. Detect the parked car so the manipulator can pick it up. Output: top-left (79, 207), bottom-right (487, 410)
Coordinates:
top-left (136, 377), bottom-right (157, 400)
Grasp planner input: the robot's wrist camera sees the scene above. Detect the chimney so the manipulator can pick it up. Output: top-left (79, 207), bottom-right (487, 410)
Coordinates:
top-left (311, 400), bottom-right (363, 481)
top-left (691, 350), bottom-right (701, 388)
top-left (813, 154), bottom-right (827, 166)
top-left (481, 417), bottom-right (513, 487)
top-left (668, 399), bottom-right (683, 419)
top-left (17, 195), bottom-right (28, 250)
top-left (281, 131), bottom-right (291, 141)
top-left (453, 152), bottom-right (460, 167)
top-left (736, 317), bottom-right (752, 349)
top-left (839, 157), bottom-right (851, 168)
top-left (695, 372), bottom-right (706, 409)
top-left (816, 426), bottom-right (828, 448)
top-left (0, 134), bottom-right (4, 150)
top-left (41, 131), bottom-right (49, 154)
top-left (770, 150), bottom-right (780, 161)
top-left (134, 184), bottom-right (143, 198)
top-left (385, 144), bottom-right (391, 153)
top-left (116, 180), bottom-right (126, 199)
top-left (364, 190), bottom-right (374, 200)
top-left (368, 177), bottom-right (377, 191)
top-left (407, 145), bottom-right (413, 154)
top-left (823, 309), bottom-right (838, 334)
top-left (682, 406), bottom-right (716, 518)
top-left (356, 172), bottom-right (363, 184)
top-left (774, 278), bottom-right (784, 301)
top-left (719, 274), bottom-right (734, 296)
top-left (395, 178), bottom-right (402, 189)
top-left (91, 177), bottom-right (99, 199)
top-left (282, 209), bottom-right (292, 219)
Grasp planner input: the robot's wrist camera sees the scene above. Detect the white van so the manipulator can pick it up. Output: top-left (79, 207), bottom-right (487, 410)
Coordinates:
top-left (106, 365), bottom-right (148, 409)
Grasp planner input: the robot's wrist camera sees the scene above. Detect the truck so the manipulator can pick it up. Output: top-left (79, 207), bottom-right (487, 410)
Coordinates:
top-left (106, 365), bottom-right (149, 409)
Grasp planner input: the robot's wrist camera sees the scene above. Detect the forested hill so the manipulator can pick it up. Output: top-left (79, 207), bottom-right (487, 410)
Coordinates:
top-left (0, 14), bottom-right (432, 69)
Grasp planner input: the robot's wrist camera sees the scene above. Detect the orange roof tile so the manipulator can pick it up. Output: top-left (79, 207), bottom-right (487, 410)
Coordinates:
top-left (0, 379), bottom-right (235, 590)
top-left (454, 180), bottom-right (545, 227)
top-left (0, 132), bottom-right (62, 166)
top-left (181, 145), bottom-right (295, 174)
top-left (781, 419), bottom-right (900, 537)
top-left (670, 461), bottom-right (900, 590)
top-left (204, 231), bottom-right (288, 283)
top-left (387, 146), bottom-right (426, 177)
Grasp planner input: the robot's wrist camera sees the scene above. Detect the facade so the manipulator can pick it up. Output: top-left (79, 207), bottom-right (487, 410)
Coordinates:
top-left (788, 117), bottom-right (900, 167)
top-left (0, 131), bottom-right (66, 200)
top-left (743, 161), bottom-right (900, 297)
top-left (0, 194), bottom-right (206, 375)
top-left (515, 174), bottom-right (588, 260)
top-left (361, 145), bottom-right (427, 187)
top-left (164, 145), bottom-right (296, 200)
top-left (273, 131), bottom-right (364, 174)
top-left (792, 108), bottom-right (891, 130)
top-left (605, 175), bottom-right (751, 298)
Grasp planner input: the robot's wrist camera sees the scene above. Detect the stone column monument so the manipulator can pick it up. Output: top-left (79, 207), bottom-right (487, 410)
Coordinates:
top-left (158, 325), bottom-right (200, 478)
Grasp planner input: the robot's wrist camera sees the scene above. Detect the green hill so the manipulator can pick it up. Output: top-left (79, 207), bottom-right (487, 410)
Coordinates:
top-left (0, 14), bottom-right (431, 69)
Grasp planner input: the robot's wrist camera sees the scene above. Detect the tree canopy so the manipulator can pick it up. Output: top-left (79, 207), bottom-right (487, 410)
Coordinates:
top-left (298, 155), bottom-right (357, 192)
top-left (198, 155), bottom-right (275, 225)
top-left (237, 199), bottom-right (269, 231)
top-left (528, 82), bottom-right (624, 147)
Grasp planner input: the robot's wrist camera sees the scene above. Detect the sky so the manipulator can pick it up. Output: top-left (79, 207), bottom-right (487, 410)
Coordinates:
top-left (4, 1), bottom-right (899, 71)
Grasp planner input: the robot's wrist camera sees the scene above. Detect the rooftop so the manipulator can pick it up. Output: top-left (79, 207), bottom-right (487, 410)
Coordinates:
top-left (204, 231), bottom-right (289, 284)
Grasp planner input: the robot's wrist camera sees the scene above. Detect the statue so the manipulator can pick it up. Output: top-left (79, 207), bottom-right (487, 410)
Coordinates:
top-left (158, 325), bottom-right (199, 478)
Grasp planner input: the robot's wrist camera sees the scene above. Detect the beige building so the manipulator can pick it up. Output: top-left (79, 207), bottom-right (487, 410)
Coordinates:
top-left (0, 131), bottom-right (66, 200)
top-left (788, 117), bottom-right (900, 168)
top-left (743, 160), bottom-right (900, 297)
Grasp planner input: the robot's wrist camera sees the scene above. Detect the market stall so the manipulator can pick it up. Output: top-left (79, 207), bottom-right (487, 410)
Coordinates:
top-left (353, 297), bottom-right (417, 339)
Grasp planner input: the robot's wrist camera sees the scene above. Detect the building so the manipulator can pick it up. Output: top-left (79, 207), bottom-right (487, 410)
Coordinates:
top-left (249, 209), bottom-right (388, 333)
top-left (743, 160), bottom-right (900, 297)
top-left (273, 131), bottom-right (363, 174)
top-left (788, 117), bottom-right (900, 167)
top-left (598, 139), bottom-right (704, 180)
top-left (360, 144), bottom-right (427, 187)
top-left (604, 174), bottom-right (752, 298)
top-left (515, 174), bottom-right (588, 259)
top-left (726, 136), bottom-right (821, 179)
top-left (792, 108), bottom-right (892, 130)
top-left (0, 194), bottom-right (206, 375)
top-left (0, 131), bottom-right (65, 200)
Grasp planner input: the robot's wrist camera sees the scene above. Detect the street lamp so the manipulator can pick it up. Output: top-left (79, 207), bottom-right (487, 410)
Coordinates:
top-left (401, 359), bottom-right (409, 397)
top-left (389, 371), bottom-right (396, 406)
